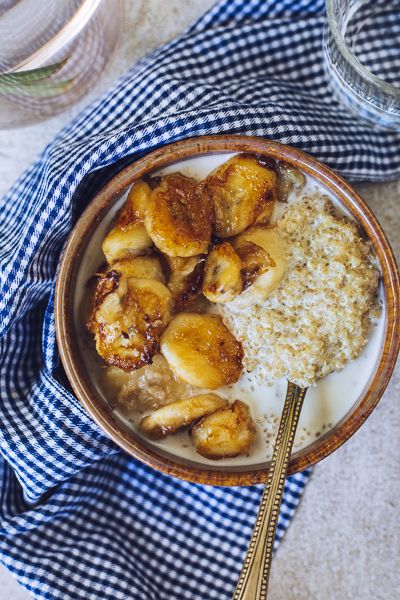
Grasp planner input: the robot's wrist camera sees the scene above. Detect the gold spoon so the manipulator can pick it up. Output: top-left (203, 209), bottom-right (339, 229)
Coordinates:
top-left (233, 381), bottom-right (308, 599)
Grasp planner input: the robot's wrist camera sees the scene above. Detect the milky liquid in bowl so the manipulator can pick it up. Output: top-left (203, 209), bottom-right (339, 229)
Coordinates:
top-left (74, 153), bottom-right (386, 467)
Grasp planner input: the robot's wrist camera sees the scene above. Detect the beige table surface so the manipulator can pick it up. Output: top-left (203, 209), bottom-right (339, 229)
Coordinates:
top-left (0, 2), bottom-right (399, 599)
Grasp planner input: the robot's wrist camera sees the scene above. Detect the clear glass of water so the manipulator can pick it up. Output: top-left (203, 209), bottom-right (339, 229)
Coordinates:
top-left (324, 0), bottom-right (400, 130)
top-left (0, 0), bottom-right (123, 128)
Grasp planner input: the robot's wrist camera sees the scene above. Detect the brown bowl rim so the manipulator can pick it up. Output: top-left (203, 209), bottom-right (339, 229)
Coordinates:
top-left (55, 135), bottom-right (400, 486)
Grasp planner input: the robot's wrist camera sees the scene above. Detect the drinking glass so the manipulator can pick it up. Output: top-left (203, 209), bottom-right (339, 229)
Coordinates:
top-left (324, 0), bottom-right (400, 130)
top-left (0, 0), bottom-right (123, 128)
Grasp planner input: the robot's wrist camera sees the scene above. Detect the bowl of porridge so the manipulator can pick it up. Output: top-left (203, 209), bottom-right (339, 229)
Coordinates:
top-left (54, 136), bottom-right (400, 485)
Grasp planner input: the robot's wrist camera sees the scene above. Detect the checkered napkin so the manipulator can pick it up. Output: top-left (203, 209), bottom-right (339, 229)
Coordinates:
top-left (0, 1), bottom-right (399, 599)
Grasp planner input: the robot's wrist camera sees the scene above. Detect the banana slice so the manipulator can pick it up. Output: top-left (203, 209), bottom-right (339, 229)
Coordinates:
top-left (202, 242), bottom-right (242, 303)
top-left (253, 197), bottom-right (276, 225)
top-left (202, 154), bottom-right (277, 238)
top-left (102, 223), bottom-right (152, 264)
top-left (102, 181), bottom-right (153, 263)
top-left (232, 225), bottom-right (287, 305)
top-left (160, 313), bottom-right (243, 388)
top-left (139, 393), bottom-right (228, 440)
top-left (234, 241), bottom-right (270, 289)
top-left (144, 173), bottom-right (212, 257)
top-left (88, 272), bottom-right (172, 371)
top-left (120, 180), bottom-right (151, 225)
top-left (101, 355), bottom-right (192, 414)
top-left (166, 255), bottom-right (205, 312)
top-left (190, 400), bottom-right (256, 459)
top-left (276, 161), bottom-right (306, 203)
top-left (109, 255), bottom-right (165, 282)
top-left (129, 180), bottom-right (150, 220)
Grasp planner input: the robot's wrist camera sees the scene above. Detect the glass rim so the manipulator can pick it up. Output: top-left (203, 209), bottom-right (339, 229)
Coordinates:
top-left (326, 0), bottom-right (400, 99)
top-left (1, 0), bottom-right (103, 73)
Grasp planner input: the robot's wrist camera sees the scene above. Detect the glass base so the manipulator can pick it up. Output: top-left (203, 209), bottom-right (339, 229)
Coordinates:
top-left (0, 0), bottom-right (123, 129)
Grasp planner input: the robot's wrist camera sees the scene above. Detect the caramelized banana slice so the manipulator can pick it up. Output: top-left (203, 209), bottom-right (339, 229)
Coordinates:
top-left (160, 313), bottom-right (243, 388)
top-left (276, 161), bottom-right (306, 203)
top-left (102, 181), bottom-right (153, 263)
top-left (101, 355), bottom-right (192, 414)
top-left (253, 197), bottom-right (276, 225)
top-left (202, 154), bottom-right (277, 238)
top-left (144, 174), bottom-right (212, 257)
top-left (110, 256), bottom-right (165, 282)
top-left (191, 400), bottom-right (256, 459)
top-left (120, 180), bottom-right (151, 224)
top-left (88, 272), bottom-right (171, 371)
top-left (102, 223), bottom-right (152, 264)
top-left (202, 242), bottom-right (242, 303)
top-left (232, 225), bottom-right (287, 305)
top-left (166, 255), bottom-right (205, 312)
top-left (234, 241), bottom-right (270, 289)
top-left (139, 393), bottom-right (228, 440)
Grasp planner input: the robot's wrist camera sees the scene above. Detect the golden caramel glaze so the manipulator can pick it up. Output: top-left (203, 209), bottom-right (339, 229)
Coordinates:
top-left (202, 154), bottom-right (277, 238)
top-left (202, 241), bottom-right (243, 303)
top-left (190, 400), bottom-right (256, 459)
top-left (160, 312), bottom-right (243, 389)
top-left (139, 393), bottom-right (228, 440)
top-left (234, 240), bottom-right (271, 290)
top-left (230, 225), bottom-right (287, 305)
top-left (144, 173), bottom-right (212, 257)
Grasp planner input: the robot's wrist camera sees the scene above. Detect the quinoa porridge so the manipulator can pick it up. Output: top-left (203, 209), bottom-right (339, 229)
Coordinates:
top-left (219, 194), bottom-right (380, 388)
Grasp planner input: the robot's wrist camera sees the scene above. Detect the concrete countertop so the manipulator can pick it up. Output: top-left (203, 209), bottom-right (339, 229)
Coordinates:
top-left (0, 1), bottom-right (399, 598)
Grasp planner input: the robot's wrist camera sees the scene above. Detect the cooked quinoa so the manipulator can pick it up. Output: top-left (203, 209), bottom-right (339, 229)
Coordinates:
top-left (219, 194), bottom-right (380, 388)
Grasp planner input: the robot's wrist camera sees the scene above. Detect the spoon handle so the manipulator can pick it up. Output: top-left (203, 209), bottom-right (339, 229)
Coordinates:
top-left (232, 381), bottom-right (307, 600)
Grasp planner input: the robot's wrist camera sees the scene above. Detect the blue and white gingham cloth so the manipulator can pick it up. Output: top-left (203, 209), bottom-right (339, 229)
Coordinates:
top-left (0, 1), bottom-right (399, 598)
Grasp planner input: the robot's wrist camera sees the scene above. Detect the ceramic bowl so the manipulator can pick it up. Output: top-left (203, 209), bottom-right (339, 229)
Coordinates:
top-left (55, 135), bottom-right (400, 485)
